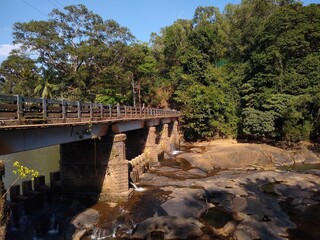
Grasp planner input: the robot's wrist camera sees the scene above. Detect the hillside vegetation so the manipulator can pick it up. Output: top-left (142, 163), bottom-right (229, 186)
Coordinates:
top-left (1, 0), bottom-right (319, 142)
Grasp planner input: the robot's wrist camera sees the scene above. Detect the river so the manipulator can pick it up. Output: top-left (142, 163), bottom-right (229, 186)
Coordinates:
top-left (1, 144), bottom-right (320, 240)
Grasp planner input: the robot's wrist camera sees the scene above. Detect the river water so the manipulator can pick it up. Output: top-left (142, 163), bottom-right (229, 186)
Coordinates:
top-left (1, 146), bottom-right (320, 240)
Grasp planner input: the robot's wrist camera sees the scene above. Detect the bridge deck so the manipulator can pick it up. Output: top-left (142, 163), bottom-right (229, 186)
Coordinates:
top-left (0, 95), bottom-right (180, 129)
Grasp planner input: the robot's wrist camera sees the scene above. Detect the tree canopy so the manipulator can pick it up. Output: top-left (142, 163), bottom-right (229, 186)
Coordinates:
top-left (1, 1), bottom-right (319, 142)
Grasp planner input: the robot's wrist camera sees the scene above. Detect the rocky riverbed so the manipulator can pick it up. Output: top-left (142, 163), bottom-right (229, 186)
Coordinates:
top-left (66, 139), bottom-right (320, 240)
top-left (125, 140), bottom-right (319, 240)
top-left (13, 140), bottom-right (319, 240)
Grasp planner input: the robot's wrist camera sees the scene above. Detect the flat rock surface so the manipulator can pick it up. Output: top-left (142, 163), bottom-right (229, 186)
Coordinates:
top-left (137, 140), bottom-right (320, 239)
top-left (132, 216), bottom-right (204, 240)
top-left (180, 140), bottom-right (320, 170)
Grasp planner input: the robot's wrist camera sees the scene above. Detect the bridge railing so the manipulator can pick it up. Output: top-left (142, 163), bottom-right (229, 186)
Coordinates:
top-left (0, 95), bottom-right (180, 125)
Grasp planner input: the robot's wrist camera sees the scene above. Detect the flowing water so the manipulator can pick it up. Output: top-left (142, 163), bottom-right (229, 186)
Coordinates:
top-left (2, 145), bottom-right (320, 239)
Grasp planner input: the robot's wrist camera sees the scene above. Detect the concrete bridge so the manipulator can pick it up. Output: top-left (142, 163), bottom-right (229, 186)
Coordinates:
top-left (0, 95), bottom-right (181, 201)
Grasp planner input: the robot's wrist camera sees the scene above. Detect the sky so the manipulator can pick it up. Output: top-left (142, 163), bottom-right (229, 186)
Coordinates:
top-left (0, 0), bottom-right (319, 63)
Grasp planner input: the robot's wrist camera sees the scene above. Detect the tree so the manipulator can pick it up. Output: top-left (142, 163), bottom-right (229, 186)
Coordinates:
top-left (238, 2), bottom-right (320, 140)
top-left (13, 4), bottom-right (134, 101)
top-left (0, 51), bottom-right (39, 96)
top-left (34, 68), bottom-right (58, 99)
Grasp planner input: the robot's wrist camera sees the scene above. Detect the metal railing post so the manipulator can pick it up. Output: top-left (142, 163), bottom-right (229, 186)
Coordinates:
top-left (42, 98), bottom-right (47, 119)
top-left (109, 104), bottom-right (112, 118)
top-left (62, 99), bottom-right (66, 119)
top-left (100, 103), bottom-right (104, 118)
top-left (116, 103), bottom-right (120, 118)
top-left (16, 95), bottom-right (23, 120)
top-left (77, 101), bottom-right (81, 119)
top-left (89, 102), bottom-right (93, 120)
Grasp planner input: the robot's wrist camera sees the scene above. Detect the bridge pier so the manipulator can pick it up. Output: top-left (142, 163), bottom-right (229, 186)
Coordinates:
top-left (55, 121), bottom-right (180, 202)
top-left (99, 134), bottom-right (131, 202)
top-left (144, 126), bottom-right (158, 165)
top-left (159, 123), bottom-right (171, 153)
top-left (170, 121), bottom-right (180, 148)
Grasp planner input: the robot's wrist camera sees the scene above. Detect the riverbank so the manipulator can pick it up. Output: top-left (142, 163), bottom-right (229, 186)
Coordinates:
top-left (3, 139), bottom-right (320, 239)
top-left (131, 139), bottom-right (320, 239)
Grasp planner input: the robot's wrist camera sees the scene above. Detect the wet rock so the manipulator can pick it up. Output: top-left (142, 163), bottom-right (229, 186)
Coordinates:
top-left (292, 146), bottom-right (320, 164)
top-left (190, 147), bottom-right (203, 153)
top-left (304, 169), bottom-right (320, 176)
top-left (132, 216), bottom-right (204, 239)
top-left (140, 172), bottom-right (157, 181)
top-left (66, 208), bottom-right (100, 240)
top-left (232, 196), bottom-right (247, 212)
top-left (212, 221), bottom-right (237, 238)
top-left (187, 168), bottom-right (207, 176)
top-left (182, 141), bottom-right (320, 170)
top-left (161, 188), bottom-right (208, 218)
top-left (72, 208), bottom-right (99, 229)
top-left (233, 229), bottom-right (252, 240)
top-left (132, 140), bottom-right (320, 240)
top-left (178, 152), bottom-right (213, 172)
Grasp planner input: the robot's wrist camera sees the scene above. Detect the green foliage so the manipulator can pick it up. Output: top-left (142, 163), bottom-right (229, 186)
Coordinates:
top-left (1, 1), bottom-right (319, 142)
top-left (242, 108), bottom-right (276, 138)
top-left (176, 82), bottom-right (238, 140)
top-left (0, 52), bottom-right (39, 96)
top-left (237, 2), bottom-right (320, 141)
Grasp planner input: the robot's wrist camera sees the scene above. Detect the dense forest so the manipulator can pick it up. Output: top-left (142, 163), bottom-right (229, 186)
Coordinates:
top-left (0, 0), bottom-right (319, 142)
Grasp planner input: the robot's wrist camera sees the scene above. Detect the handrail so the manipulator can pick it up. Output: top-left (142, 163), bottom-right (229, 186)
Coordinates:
top-left (0, 95), bottom-right (180, 126)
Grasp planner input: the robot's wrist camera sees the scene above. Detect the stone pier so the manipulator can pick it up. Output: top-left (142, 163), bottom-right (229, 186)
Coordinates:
top-left (159, 124), bottom-right (171, 153)
top-left (60, 122), bottom-right (180, 202)
top-left (99, 134), bottom-right (131, 201)
top-left (144, 127), bottom-right (158, 165)
top-left (170, 121), bottom-right (180, 147)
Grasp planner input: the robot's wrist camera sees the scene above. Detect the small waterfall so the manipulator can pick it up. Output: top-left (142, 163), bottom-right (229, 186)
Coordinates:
top-left (8, 213), bottom-right (18, 231)
top-left (111, 224), bottom-right (117, 238)
top-left (48, 214), bottom-right (59, 234)
top-left (170, 143), bottom-right (182, 155)
top-left (90, 227), bottom-right (107, 240)
top-left (119, 206), bottom-right (129, 215)
top-left (130, 182), bottom-right (145, 192)
top-left (32, 229), bottom-right (43, 240)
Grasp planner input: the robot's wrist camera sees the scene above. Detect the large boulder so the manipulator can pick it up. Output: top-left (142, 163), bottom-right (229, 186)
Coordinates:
top-left (132, 216), bottom-right (204, 239)
top-left (63, 208), bottom-right (100, 240)
top-left (180, 140), bottom-right (320, 170)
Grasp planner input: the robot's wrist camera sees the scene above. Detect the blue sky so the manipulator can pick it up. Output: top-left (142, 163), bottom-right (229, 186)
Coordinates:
top-left (0, 0), bottom-right (319, 63)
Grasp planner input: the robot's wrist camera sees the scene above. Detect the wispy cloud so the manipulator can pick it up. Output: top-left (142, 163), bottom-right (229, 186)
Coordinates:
top-left (0, 44), bottom-right (21, 57)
